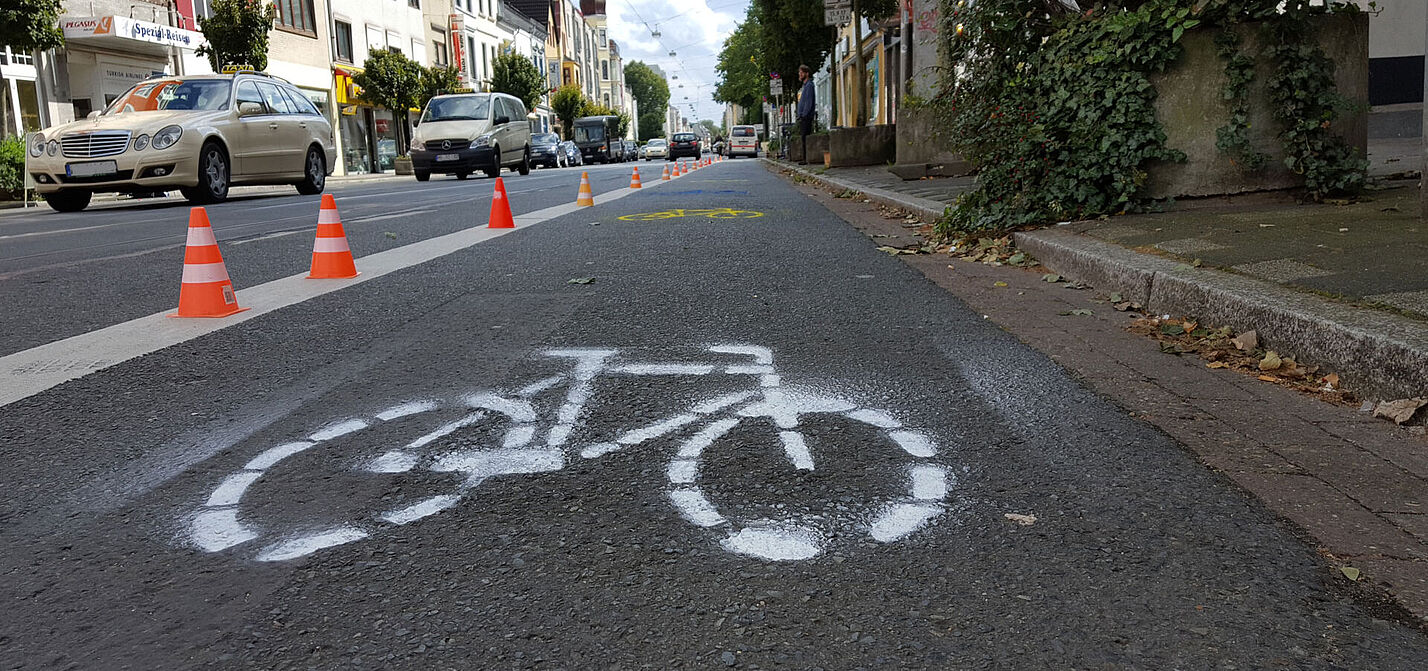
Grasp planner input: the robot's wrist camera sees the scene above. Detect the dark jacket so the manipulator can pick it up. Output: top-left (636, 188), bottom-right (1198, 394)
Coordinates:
top-left (796, 78), bottom-right (815, 120)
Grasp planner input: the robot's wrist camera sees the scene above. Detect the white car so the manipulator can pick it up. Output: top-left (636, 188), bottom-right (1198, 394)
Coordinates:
top-left (410, 92), bottom-right (532, 181)
top-left (643, 138), bottom-right (668, 160)
top-left (728, 125), bottom-right (759, 158)
top-left (27, 72), bottom-right (336, 212)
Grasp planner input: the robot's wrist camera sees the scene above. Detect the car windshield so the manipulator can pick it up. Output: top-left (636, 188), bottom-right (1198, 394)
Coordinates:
top-left (422, 96), bottom-right (491, 122)
top-left (574, 125), bottom-right (605, 142)
top-left (532, 133), bottom-right (559, 146)
top-left (107, 79), bottom-right (231, 114)
top-left (648, 139), bottom-right (666, 146)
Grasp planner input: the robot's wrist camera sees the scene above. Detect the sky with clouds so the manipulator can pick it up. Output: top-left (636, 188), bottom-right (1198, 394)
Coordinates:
top-left (604, 0), bottom-right (751, 123)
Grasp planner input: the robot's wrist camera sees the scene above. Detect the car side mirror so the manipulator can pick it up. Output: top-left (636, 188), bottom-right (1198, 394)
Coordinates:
top-left (412, 118), bottom-right (419, 127)
top-left (494, 115), bottom-right (509, 126)
top-left (238, 101), bottom-right (265, 116)
top-left (86, 110), bottom-right (102, 119)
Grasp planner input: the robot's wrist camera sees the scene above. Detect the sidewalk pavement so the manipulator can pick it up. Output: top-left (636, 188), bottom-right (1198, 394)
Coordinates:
top-left (788, 174), bottom-right (1428, 626)
top-left (769, 144), bottom-right (1428, 407)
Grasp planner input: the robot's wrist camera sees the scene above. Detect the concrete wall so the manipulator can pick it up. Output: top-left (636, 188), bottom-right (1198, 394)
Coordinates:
top-left (829, 124), bottom-right (896, 167)
top-left (1146, 13), bottom-right (1369, 199)
top-left (894, 106), bottom-right (959, 166)
top-left (787, 133), bottom-right (829, 164)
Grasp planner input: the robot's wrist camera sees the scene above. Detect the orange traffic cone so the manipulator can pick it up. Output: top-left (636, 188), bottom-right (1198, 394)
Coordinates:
top-left (488, 177), bottom-right (515, 228)
top-left (629, 167), bottom-right (642, 189)
top-left (308, 194), bottom-right (359, 279)
top-left (661, 164), bottom-right (671, 181)
top-left (169, 207), bottom-right (248, 318)
top-left (575, 171), bottom-right (595, 206)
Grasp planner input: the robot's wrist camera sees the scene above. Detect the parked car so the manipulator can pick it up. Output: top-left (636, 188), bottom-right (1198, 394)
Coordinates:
top-left (728, 125), bottom-right (759, 158)
top-left (25, 72), bottom-right (336, 212)
top-left (668, 132), bottom-right (701, 160)
top-left (573, 115), bottom-right (621, 163)
top-left (643, 138), bottom-right (668, 160)
top-left (623, 139), bottom-right (637, 160)
top-left (410, 92), bottom-right (532, 181)
top-left (558, 140), bottom-right (582, 167)
top-left (531, 132), bottom-right (562, 168)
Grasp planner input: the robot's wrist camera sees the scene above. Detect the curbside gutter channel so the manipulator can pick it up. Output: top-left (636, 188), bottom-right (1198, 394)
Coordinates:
top-left (1016, 228), bottom-right (1428, 408)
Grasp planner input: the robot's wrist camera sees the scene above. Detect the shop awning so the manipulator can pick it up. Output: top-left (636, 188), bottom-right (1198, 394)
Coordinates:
top-left (60, 16), bottom-right (206, 55)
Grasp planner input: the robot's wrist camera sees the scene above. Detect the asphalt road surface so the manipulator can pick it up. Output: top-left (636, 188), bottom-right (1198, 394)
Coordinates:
top-left (2, 159), bottom-right (1426, 668)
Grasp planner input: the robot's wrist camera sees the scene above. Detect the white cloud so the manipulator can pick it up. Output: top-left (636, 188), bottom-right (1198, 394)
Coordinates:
top-left (606, 0), bottom-right (749, 122)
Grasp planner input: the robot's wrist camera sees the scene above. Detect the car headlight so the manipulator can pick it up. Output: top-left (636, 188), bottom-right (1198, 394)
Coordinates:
top-left (471, 135), bottom-right (491, 148)
top-left (47, 140), bottom-right (59, 156)
top-left (411, 139), bottom-right (425, 151)
top-left (29, 134), bottom-right (45, 157)
top-left (133, 134), bottom-right (150, 151)
top-left (151, 125), bottom-right (182, 150)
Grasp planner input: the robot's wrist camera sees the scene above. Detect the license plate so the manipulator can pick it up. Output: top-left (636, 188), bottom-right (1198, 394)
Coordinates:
top-left (66, 160), bottom-right (118, 178)
top-left (435, 153), bottom-right (459, 162)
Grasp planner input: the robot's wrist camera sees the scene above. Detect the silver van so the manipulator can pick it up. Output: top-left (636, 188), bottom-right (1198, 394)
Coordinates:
top-left (410, 92), bottom-right (532, 180)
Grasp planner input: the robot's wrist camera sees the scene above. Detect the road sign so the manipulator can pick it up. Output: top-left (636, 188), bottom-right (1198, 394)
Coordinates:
top-left (824, 0), bottom-right (851, 25)
top-left (770, 78), bottom-right (783, 96)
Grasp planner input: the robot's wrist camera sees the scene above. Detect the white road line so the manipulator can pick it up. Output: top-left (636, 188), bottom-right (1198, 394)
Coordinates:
top-left (229, 229), bottom-right (307, 245)
top-left (0, 178), bottom-right (674, 407)
top-left (348, 209), bottom-right (436, 224)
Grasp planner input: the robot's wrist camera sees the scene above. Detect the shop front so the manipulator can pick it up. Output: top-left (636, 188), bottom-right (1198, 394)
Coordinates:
top-left (333, 68), bottom-right (401, 175)
top-left (1, 48), bottom-right (42, 137)
top-left (57, 16), bottom-right (206, 118)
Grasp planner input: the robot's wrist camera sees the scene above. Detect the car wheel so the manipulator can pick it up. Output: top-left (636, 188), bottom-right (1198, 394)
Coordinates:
top-left (415, 170), bottom-right (430, 182)
top-left (296, 146), bottom-right (326, 194)
top-left (183, 141), bottom-right (230, 204)
top-left (517, 146), bottom-right (531, 176)
top-left (45, 189), bottom-right (92, 212)
top-left (484, 146), bottom-right (501, 178)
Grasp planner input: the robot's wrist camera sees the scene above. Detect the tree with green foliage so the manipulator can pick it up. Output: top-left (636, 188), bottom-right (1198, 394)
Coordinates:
top-left (491, 52), bottom-right (547, 112)
top-left (551, 85), bottom-right (587, 139)
top-left (419, 65), bottom-right (463, 109)
top-left (1, 0), bottom-right (64, 52)
top-left (353, 49), bottom-right (424, 155)
top-left (624, 61), bottom-right (670, 140)
top-left (714, 11), bottom-right (765, 122)
top-left (194, 0), bottom-right (275, 72)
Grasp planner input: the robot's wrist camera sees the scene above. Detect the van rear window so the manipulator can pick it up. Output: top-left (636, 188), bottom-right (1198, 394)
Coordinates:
top-left (733, 128), bottom-right (755, 137)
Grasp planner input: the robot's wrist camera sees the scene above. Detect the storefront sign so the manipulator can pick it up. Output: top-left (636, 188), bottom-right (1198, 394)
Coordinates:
top-left (824, 0), bottom-right (852, 26)
top-left (61, 16), bottom-right (205, 50)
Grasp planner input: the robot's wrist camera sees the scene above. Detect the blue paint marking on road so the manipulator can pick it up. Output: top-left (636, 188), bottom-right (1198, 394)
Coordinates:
top-left (658, 190), bottom-right (750, 196)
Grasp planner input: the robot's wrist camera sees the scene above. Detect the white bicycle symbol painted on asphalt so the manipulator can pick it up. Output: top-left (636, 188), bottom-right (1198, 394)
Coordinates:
top-left (188, 345), bottom-right (955, 562)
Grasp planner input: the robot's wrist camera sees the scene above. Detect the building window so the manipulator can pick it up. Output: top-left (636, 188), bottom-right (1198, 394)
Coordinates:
top-left (334, 21), bottom-right (353, 62)
top-left (275, 0), bottom-right (316, 35)
top-left (599, 29), bottom-right (606, 46)
top-left (601, 60), bottom-right (608, 80)
top-left (468, 37), bottom-right (478, 78)
top-left (434, 41), bottom-right (448, 67)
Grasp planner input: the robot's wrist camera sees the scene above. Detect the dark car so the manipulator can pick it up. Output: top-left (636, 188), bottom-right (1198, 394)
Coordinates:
top-left (668, 132), bottom-right (700, 160)
top-left (531, 132), bottom-right (562, 168)
top-left (574, 115), bottom-right (622, 163)
top-left (623, 139), bottom-right (637, 160)
top-left (558, 140), bottom-right (582, 167)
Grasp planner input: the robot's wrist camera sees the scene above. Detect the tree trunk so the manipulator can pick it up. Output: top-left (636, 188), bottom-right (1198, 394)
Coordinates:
top-left (853, 0), bottom-right (867, 126)
top-left (1422, 8), bottom-right (1427, 218)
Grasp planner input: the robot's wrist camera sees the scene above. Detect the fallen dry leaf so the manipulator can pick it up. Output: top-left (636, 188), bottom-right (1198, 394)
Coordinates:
top-left (1373, 398), bottom-right (1428, 425)
top-left (1259, 351), bottom-right (1282, 371)
top-left (1004, 513), bottom-right (1038, 526)
top-left (1340, 566), bottom-right (1361, 581)
top-left (993, 281), bottom-right (1008, 288)
top-left (1231, 330), bottom-right (1258, 351)
top-left (1207, 362), bottom-right (1228, 369)
top-left (1258, 375), bottom-right (1279, 382)
top-left (1323, 373), bottom-right (1340, 389)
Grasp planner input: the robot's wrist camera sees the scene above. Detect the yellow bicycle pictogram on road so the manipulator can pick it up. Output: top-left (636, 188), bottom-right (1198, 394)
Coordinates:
top-left (618, 208), bottom-right (765, 221)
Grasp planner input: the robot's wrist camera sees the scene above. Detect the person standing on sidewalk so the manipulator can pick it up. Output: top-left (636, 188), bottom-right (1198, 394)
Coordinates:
top-left (796, 65), bottom-right (816, 165)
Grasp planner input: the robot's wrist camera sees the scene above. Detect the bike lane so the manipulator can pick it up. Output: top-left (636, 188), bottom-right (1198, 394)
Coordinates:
top-left (1, 159), bottom-right (1425, 668)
